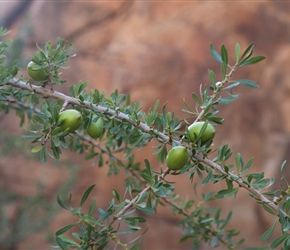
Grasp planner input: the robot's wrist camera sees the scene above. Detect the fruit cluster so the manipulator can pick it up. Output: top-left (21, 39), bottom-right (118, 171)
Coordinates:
top-left (27, 61), bottom-right (216, 170)
top-left (27, 62), bottom-right (105, 139)
top-left (166, 121), bottom-right (215, 171)
top-left (57, 109), bottom-right (104, 139)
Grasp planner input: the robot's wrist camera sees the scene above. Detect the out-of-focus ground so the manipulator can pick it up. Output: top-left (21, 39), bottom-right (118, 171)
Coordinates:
top-left (1, 1), bottom-right (290, 249)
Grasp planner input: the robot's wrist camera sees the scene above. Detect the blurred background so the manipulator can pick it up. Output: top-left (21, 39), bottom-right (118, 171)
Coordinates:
top-left (1, 1), bottom-right (290, 249)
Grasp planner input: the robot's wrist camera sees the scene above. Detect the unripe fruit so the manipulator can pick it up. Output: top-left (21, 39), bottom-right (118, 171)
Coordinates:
top-left (87, 116), bottom-right (104, 139)
top-left (58, 109), bottom-right (83, 133)
top-left (166, 146), bottom-right (189, 171)
top-left (27, 61), bottom-right (49, 81)
top-left (188, 121), bottom-right (215, 144)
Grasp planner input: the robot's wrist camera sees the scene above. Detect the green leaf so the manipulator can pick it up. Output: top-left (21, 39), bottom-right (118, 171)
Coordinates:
top-left (153, 99), bottom-right (160, 113)
top-left (226, 178), bottom-right (234, 190)
top-left (152, 182), bottom-right (174, 198)
top-left (235, 79), bottom-right (259, 88)
top-left (141, 171), bottom-right (153, 183)
top-left (153, 144), bottom-right (167, 163)
top-left (235, 153), bottom-right (242, 168)
top-left (240, 55), bottom-right (265, 66)
top-left (235, 153), bottom-right (245, 174)
top-left (97, 207), bottom-right (114, 222)
top-left (32, 114), bottom-right (44, 124)
top-left (55, 236), bottom-right (68, 249)
top-left (218, 93), bottom-right (240, 105)
top-left (31, 145), bottom-right (43, 153)
top-left (85, 152), bottom-right (98, 160)
top-left (80, 184), bottom-right (96, 206)
top-left (281, 160), bottom-right (287, 172)
top-left (220, 211), bottom-right (233, 230)
top-left (210, 236), bottom-right (219, 247)
top-left (88, 198), bottom-right (96, 217)
top-left (51, 145), bottom-right (61, 160)
top-left (184, 200), bottom-right (194, 210)
top-left (56, 235), bottom-right (81, 248)
top-left (278, 209), bottom-right (289, 231)
top-left (112, 189), bottom-right (122, 203)
top-left (191, 92), bottom-right (200, 105)
top-left (136, 192), bottom-right (148, 204)
top-left (210, 43), bottom-right (222, 62)
top-left (223, 82), bottom-right (240, 90)
top-left (57, 195), bottom-right (70, 210)
top-left (221, 61), bottom-right (227, 78)
top-left (235, 43), bottom-right (241, 63)
top-left (55, 223), bottom-right (77, 236)
top-left (271, 234), bottom-right (289, 249)
top-left (221, 44), bottom-right (228, 66)
top-left (202, 170), bottom-right (213, 185)
top-left (125, 216), bottom-right (147, 223)
top-left (218, 144), bottom-right (232, 163)
top-left (207, 116), bottom-right (224, 124)
top-left (261, 219), bottom-right (277, 241)
top-left (202, 191), bottom-right (214, 202)
top-left (39, 146), bottom-right (47, 164)
top-left (241, 157), bottom-right (254, 174)
top-left (240, 42), bottom-right (254, 62)
top-left (208, 69), bottom-right (216, 86)
top-left (141, 159), bottom-right (153, 181)
top-left (130, 241), bottom-right (141, 250)
top-left (215, 188), bottom-right (239, 199)
top-left (135, 206), bottom-right (155, 215)
top-left (182, 98), bottom-right (195, 115)
top-left (51, 136), bottom-right (61, 147)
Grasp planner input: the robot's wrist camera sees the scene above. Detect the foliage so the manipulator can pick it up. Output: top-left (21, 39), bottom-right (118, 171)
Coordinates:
top-left (1, 26), bottom-right (290, 249)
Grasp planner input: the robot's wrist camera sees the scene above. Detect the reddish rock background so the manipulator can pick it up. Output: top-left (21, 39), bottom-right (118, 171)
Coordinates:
top-left (1, 1), bottom-right (290, 249)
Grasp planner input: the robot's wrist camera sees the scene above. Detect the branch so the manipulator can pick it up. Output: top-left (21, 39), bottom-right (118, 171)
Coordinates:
top-left (8, 78), bottom-right (170, 143)
top-left (76, 132), bottom-right (144, 182)
top-left (194, 154), bottom-right (287, 217)
top-left (161, 197), bottom-right (235, 249)
top-left (5, 77), bottom-right (287, 220)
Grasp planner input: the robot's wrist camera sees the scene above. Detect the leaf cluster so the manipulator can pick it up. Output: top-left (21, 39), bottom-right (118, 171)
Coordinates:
top-left (2, 31), bottom-right (290, 249)
top-left (29, 37), bottom-right (73, 86)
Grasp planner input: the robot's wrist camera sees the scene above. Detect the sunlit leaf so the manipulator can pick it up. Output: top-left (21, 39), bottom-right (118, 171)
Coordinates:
top-left (235, 43), bottom-right (241, 63)
top-left (31, 145), bottom-right (43, 153)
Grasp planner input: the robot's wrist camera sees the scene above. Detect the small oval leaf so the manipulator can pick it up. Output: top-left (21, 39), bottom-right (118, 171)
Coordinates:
top-left (31, 145), bottom-right (43, 153)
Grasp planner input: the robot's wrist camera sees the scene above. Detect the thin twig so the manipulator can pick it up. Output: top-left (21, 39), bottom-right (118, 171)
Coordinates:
top-left (76, 132), bottom-right (144, 182)
top-left (194, 154), bottom-right (287, 217)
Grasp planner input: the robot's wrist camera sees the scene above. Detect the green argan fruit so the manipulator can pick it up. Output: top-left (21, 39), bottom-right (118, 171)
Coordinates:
top-left (58, 109), bottom-right (83, 133)
top-left (188, 121), bottom-right (215, 144)
top-left (27, 61), bottom-right (49, 81)
top-left (87, 116), bottom-right (104, 139)
top-left (166, 146), bottom-right (189, 170)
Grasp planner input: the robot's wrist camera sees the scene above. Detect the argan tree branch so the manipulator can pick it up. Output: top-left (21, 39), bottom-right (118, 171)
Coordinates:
top-left (5, 77), bottom-right (287, 221)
